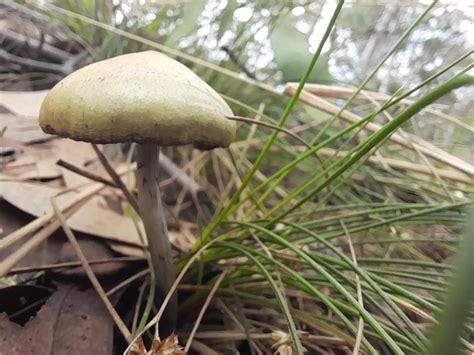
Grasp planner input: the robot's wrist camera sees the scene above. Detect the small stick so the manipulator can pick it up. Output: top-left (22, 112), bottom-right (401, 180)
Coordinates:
top-left (131, 278), bottom-right (148, 335)
top-left (0, 164), bottom-right (136, 254)
top-left (51, 198), bottom-right (133, 343)
top-left (188, 340), bottom-right (219, 355)
top-left (91, 144), bottom-right (140, 212)
top-left (361, 90), bottom-right (455, 201)
top-left (160, 151), bottom-right (207, 189)
top-left (0, 28), bottom-right (70, 61)
top-left (0, 186), bottom-right (97, 277)
top-left (215, 299), bottom-right (260, 355)
top-left (341, 221), bottom-right (364, 355)
top-left (300, 83), bottom-right (473, 133)
top-left (0, 214), bottom-right (50, 251)
top-left (0, 48), bottom-right (67, 74)
top-left (284, 85), bottom-right (474, 176)
top-left (184, 271), bottom-right (228, 352)
top-left (227, 114), bottom-right (328, 188)
top-left (106, 269), bottom-right (149, 297)
top-left (57, 159), bottom-right (117, 187)
top-left (9, 256), bottom-right (143, 275)
top-left (158, 153), bottom-right (203, 196)
top-left (182, 331), bottom-right (347, 347)
top-left (317, 147), bottom-right (473, 185)
top-left (226, 115), bottom-right (313, 150)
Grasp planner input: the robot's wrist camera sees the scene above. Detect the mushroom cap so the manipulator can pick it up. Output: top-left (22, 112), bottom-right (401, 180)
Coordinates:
top-left (39, 51), bottom-right (235, 149)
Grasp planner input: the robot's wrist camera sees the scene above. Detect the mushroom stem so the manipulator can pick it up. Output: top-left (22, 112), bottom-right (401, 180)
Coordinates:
top-left (136, 144), bottom-right (177, 334)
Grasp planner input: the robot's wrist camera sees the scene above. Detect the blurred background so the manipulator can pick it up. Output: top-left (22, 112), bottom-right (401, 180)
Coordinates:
top-left (1, 0), bottom-right (472, 157)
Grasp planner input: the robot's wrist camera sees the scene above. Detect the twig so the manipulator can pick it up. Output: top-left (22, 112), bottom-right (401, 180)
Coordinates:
top-left (0, 29), bottom-right (70, 61)
top-left (92, 144), bottom-right (140, 212)
top-left (181, 331), bottom-right (347, 347)
top-left (298, 83), bottom-right (445, 108)
top-left (312, 147), bottom-right (473, 185)
top-left (9, 296), bottom-right (50, 321)
top-left (160, 151), bottom-right (207, 189)
top-left (184, 270), bottom-right (228, 352)
top-left (9, 256), bottom-right (143, 275)
top-left (0, 214), bottom-right (50, 251)
top-left (158, 153), bottom-right (204, 196)
top-left (361, 90), bottom-right (455, 201)
top-left (300, 83), bottom-right (473, 133)
top-left (1, 0), bottom-right (65, 33)
top-left (131, 278), bottom-right (148, 335)
top-left (215, 299), bottom-right (261, 355)
top-left (341, 221), bottom-right (364, 355)
top-left (106, 269), bottom-right (149, 297)
top-left (0, 164), bottom-right (137, 275)
top-left (227, 115), bottom-right (313, 150)
top-left (61, 50), bottom-right (90, 74)
top-left (227, 115), bottom-right (327, 175)
top-left (284, 84), bottom-right (474, 176)
top-left (51, 197), bottom-right (133, 343)
top-left (221, 45), bottom-right (256, 79)
top-left (188, 340), bottom-right (219, 355)
top-left (57, 159), bottom-right (117, 187)
top-left (0, 182), bottom-right (103, 277)
top-left (0, 48), bottom-right (68, 74)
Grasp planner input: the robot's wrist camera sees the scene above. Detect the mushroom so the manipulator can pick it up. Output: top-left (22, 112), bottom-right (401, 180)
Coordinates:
top-left (39, 50), bottom-right (236, 333)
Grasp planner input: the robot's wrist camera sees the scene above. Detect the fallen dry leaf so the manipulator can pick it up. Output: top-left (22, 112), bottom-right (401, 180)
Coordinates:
top-left (57, 239), bottom-right (131, 277)
top-left (17, 159), bottom-right (61, 181)
top-left (0, 200), bottom-right (64, 270)
top-left (0, 283), bottom-right (114, 355)
top-left (0, 113), bottom-right (51, 144)
top-left (0, 180), bottom-right (143, 246)
top-left (51, 139), bottom-right (107, 187)
top-left (0, 137), bottom-right (60, 181)
top-left (108, 243), bottom-right (145, 257)
top-left (0, 180), bottom-right (191, 257)
top-left (0, 90), bottom-right (48, 118)
top-left (0, 136), bottom-right (104, 184)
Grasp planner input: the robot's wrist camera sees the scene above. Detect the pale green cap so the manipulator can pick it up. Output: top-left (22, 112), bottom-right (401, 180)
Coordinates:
top-left (39, 51), bottom-right (235, 149)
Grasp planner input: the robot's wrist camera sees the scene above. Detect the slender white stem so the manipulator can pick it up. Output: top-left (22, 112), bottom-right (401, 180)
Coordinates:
top-left (136, 144), bottom-right (177, 335)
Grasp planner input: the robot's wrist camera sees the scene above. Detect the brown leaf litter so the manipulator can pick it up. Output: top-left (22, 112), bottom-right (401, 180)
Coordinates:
top-left (0, 284), bottom-right (114, 355)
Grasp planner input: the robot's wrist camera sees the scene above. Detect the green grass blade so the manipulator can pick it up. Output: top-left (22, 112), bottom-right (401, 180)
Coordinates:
top-left (217, 241), bottom-right (305, 354)
top-left (426, 206), bottom-right (474, 355)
